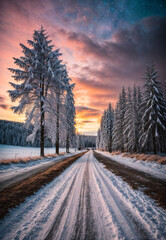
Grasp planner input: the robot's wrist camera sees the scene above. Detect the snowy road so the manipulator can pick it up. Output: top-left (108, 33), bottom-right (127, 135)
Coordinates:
top-left (0, 151), bottom-right (166, 240)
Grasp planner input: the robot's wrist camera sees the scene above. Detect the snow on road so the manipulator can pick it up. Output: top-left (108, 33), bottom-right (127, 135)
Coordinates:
top-left (0, 151), bottom-right (165, 240)
top-left (96, 150), bottom-right (166, 181)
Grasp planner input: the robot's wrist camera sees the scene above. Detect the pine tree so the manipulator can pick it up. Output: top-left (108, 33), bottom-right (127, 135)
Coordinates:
top-left (65, 83), bottom-right (76, 153)
top-left (137, 86), bottom-right (143, 152)
top-left (112, 87), bottom-right (127, 152)
top-left (139, 64), bottom-right (166, 154)
top-left (123, 86), bottom-right (140, 152)
top-left (123, 87), bottom-right (133, 152)
top-left (45, 64), bottom-right (72, 154)
top-left (8, 26), bottom-right (57, 156)
top-left (105, 103), bottom-right (114, 152)
top-left (112, 103), bottom-right (120, 151)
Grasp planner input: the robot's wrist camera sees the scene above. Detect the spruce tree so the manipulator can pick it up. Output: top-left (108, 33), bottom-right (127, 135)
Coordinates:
top-left (139, 64), bottom-right (166, 154)
top-left (8, 26), bottom-right (56, 156)
top-left (112, 102), bottom-right (122, 151)
top-left (65, 83), bottom-right (76, 153)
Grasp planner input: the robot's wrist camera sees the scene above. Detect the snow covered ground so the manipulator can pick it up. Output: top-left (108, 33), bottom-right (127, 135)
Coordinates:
top-left (0, 144), bottom-right (76, 160)
top-left (0, 150), bottom-right (165, 240)
top-left (96, 150), bottom-right (166, 181)
top-left (0, 150), bottom-right (82, 191)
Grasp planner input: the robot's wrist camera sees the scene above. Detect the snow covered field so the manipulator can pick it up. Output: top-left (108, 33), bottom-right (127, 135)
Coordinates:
top-left (0, 150), bottom-right (82, 192)
top-left (0, 150), bottom-right (165, 240)
top-left (0, 144), bottom-right (75, 160)
top-left (96, 150), bottom-right (166, 181)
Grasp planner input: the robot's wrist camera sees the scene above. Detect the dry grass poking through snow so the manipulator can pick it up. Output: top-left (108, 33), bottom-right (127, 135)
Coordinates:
top-left (0, 152), bottom-right (66, 165)
top-left (122, 153), bottom-right (166, 165)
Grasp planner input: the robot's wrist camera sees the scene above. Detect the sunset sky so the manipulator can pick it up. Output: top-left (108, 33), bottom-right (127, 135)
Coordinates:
top-left (0, 0), bottom-right (166, 135)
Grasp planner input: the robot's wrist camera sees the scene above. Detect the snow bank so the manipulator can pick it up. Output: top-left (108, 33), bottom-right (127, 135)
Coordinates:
top-left (96, 151), bottom-right (166, 181)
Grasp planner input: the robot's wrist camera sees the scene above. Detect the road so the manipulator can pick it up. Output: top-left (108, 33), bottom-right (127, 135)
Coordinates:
top-left (0, 150), bottom-right (165, 240)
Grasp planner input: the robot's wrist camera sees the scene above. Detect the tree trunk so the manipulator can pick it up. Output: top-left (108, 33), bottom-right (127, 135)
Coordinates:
top-left (40, 78), bottom-right (45, 157)
top-left (56, 93), bottom-right (60, 155)
top-left (66, 130), bottom-right (70, 153)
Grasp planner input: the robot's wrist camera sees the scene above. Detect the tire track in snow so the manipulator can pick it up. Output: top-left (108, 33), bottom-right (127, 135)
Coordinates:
top-left (44, 152), bottom-right (91, 240)
top-left (94, 151), bottom-right (166, 209)
top-left (89, 151), bottom-right (139, 240)
top-left (72, 156), bottom-right (96, 240)
top-left (0, 154), bottom-right (85, 240)
top-left (91, 151), bottom-right (166, 240)
top-left (44, 174), bottom-right (77, 240)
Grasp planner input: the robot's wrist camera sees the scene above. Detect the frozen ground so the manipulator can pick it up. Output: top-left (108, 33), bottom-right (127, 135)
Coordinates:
top-left (0, 144), bottom-right (76, 160)
top-left (0, 150), bottom-right (165, 240)
top-left (96, 150), bottom-right (166, 181)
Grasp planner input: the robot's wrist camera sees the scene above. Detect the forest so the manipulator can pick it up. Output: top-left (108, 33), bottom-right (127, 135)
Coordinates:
top-left (0, 120), bottom-right (96, 149)
top-left (96, 64), bottom-right (166, 154)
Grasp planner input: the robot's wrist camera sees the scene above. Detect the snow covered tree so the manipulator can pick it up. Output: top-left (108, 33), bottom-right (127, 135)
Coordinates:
top-left (65, 83), bottom-right (76, 153)
top-left (97, 103), bottom-right (114, 151)
top-left (112, 102), bottom-right (122, 151)
top-left (8, 27), bottom-right (75, 156)
top-left (45, 63), bottom-right (74, 154)
top-left (137, 86), bottom-right (143, 152)
top-left (96, 128), bottom-right (101, 149)
top-left (119, 87), bottom-right (127, 151)
top-left (8, 26), bottom-right (59, 156)
top-left (77, 134), bottom-right (85, 150)
top-left (139, 64), bottom-right (166, 154)
top-left (123, 87), bottom-right (133, 152)
top-left (112, 87), bottom-right (127, 152)
top-left (105, 103), bottom-right (114, 152)
top-left (123, 86), bottom-right (141, 152)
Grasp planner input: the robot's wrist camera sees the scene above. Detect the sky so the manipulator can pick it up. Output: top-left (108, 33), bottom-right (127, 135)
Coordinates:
top-left (0, 0), bottom-right (166, 135)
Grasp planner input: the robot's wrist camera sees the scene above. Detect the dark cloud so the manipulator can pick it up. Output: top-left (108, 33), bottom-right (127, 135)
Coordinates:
top-left (0, 96), bottom-right (5, 102)
top-left (81, 120), bottom-right (95, 123)
top-left (76, 106), bottom-right (101, 117)
top-left (0, 104), bottom-right (8, 110)
top-left (70, 16), bottom-right (166, 92)
top-left (0, 96), bottom-right (9, 110)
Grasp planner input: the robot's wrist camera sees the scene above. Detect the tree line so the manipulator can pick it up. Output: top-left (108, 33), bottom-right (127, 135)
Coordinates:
top-left (96, 64), bottom-right (166, 154)
top-left (8, 27), bottom-right (76, 156)
top-left (0, 120), bottom-right (96, 149)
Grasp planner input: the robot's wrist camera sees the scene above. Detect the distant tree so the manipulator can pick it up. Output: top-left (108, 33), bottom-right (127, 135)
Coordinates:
top-left (139, 64), bottom-right (166, 154)
top-left (96, 128), bottom-right (101, 149)
top-left (97, 103), bottom-right (114, 152)
top-left (77, 134), bottom-right (85, 150)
